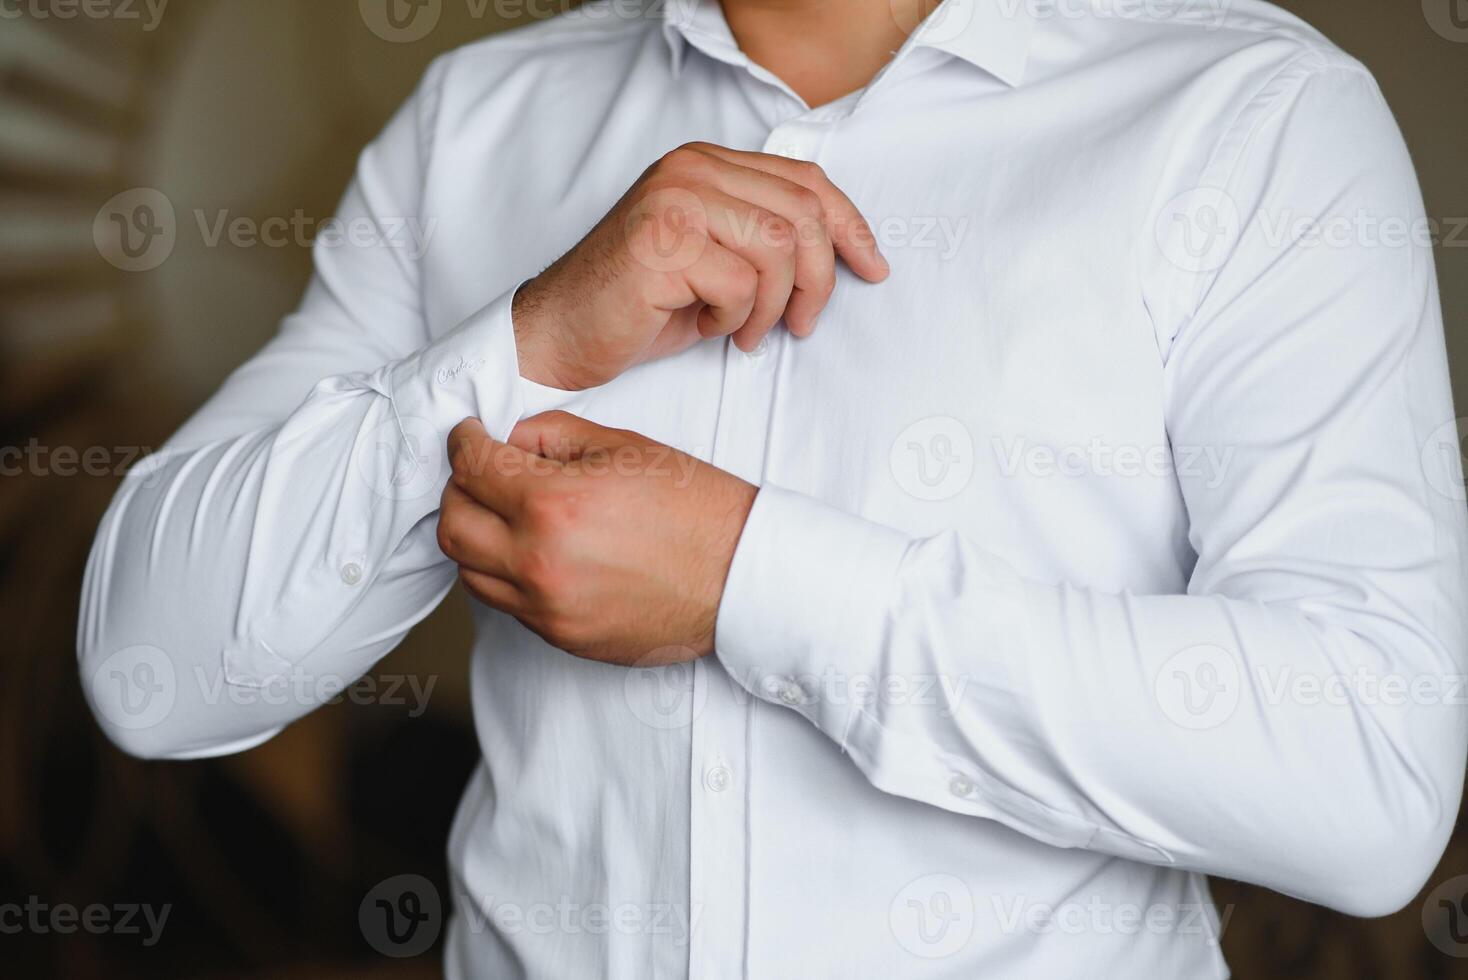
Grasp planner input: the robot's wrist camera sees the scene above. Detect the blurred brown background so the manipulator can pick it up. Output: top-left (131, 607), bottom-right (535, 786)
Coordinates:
top-left (1, 1), bottom-right (1465, 976)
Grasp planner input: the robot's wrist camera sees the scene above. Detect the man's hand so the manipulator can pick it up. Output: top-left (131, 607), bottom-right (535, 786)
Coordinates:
top-left (438, 412), bottom-right (757, 665)
top-left (513, 141), bottom-right (890, 391)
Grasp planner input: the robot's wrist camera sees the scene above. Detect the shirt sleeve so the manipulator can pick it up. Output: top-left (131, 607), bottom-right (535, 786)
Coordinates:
top-left (78, 55), bottom-right (530, 760)
top-left (715, 61), bottom-right (1468, 917)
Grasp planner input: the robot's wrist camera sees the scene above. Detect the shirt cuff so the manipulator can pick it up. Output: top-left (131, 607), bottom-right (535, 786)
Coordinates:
top-left (386, 284), bottom-right (527, 445)
top-left (714, 485), bottom-right (912, 741)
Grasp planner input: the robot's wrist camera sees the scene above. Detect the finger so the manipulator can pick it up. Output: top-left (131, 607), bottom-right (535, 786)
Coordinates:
top-left (438, 481), bottom-right (517, 577)
top-left (509, 410), bottom-right (615, 463)
top-left (699, 162), bottom-right (837, 336)
top-left (459, 566), bottom-right (523, 614)
top-left (447, 417), bottom-right (534, 514)
top-left (691, 144), bottom-right (890, 284)
top-left (702, 190), bottom-right (798, 351)
top-left (680, 240), bottom-right (758, 340)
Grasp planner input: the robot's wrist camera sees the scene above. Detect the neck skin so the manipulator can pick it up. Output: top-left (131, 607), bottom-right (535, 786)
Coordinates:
top-left (720, 0), bottom-right (941, 107)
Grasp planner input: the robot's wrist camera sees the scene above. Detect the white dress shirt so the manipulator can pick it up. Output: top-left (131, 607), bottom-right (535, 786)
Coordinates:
top-left (80, 0), bottom-right (1467, 976)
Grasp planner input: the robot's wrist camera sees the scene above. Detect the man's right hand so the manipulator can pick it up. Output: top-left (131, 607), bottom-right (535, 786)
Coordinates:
top-left (511, 141), bottom-right (890, 391)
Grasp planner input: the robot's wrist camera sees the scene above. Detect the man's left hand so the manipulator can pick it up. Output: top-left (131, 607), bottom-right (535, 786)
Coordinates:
top-left (439, 412), bottom-right (757, 666)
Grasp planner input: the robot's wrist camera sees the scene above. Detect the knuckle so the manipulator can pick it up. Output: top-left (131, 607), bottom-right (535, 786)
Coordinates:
top-left (811, 270), bottom-right (837, 299)
top-left (447, 418), bottom-right (477, 445)
top-left (793, 159), bottom-right (826, 184)
top-left (729, 261), bottom-right (760, 296)
top-left (761, 214), bottom-right (797, 254)
top-left (523, 487), bottom-right (579, 536)
top-left (436, 509), bottom-right (465, 559)
top-left (794, 186), bottom-right (824, 218)
top-left (659, 143), bottom-right (710, 175)
top-left (538, 617), bottom-right (579, 652)
top-left (518, 547), bottom-right (567, 603)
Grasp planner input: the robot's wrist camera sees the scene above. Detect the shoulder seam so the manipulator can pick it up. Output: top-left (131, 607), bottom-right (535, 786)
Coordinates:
top-left (1146, 49), bottom-right (1381, 358)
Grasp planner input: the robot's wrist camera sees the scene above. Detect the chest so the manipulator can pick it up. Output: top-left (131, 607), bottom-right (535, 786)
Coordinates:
top-left (421, 67), bottom-right (1188, 588)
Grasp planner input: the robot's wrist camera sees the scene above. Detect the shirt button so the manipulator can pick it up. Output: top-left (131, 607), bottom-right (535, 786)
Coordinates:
top-left (705, 766), bottom-right (732, 793)
top-left (777, 680), bottom-right (804, 706)
top-left (770, 143), bottom-right (800, 159)
top-left (749, 336), bottom-right (770, 358)
top-left (340, 562), bottom-right (364, 586)
top-left (949, 774), bottom-right (976, 799)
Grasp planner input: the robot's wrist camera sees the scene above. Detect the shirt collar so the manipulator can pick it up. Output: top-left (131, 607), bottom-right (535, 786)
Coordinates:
top-left (660, 0), bottom-right (1036, 88)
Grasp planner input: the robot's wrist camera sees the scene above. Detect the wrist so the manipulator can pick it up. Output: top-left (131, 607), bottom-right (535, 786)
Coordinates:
top-left (511, 280), bottom-right (585, 391)
top-left (701, 477), bottom-right (758, 653)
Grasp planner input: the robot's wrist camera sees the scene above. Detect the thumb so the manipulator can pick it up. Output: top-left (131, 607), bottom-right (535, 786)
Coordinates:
top-left (508, 410), bottom-right (614, 463)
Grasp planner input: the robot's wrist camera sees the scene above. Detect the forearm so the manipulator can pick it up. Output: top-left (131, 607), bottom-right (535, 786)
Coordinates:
top-left (79, 295), bottom-right (526, 759)
top-left (715, 486), bottom-right (1466, 916)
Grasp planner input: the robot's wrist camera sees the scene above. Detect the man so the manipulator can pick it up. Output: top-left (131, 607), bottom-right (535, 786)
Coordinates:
top-left (80, 0), bottom-right (1466, 975)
